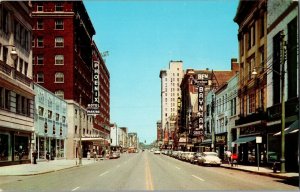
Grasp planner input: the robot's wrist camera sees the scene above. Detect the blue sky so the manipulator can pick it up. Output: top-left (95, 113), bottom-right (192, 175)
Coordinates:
top-left (84, 0), bottom-right (239, 144)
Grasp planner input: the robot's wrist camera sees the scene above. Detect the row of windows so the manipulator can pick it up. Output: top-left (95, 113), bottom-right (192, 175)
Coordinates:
top-left (0, 45), bottom-right (29, 77)
top-left (32, 37), bottom-right (64, 48)
top-left (32, 55), bottom-right (64, 65)
top-left (38, 106), bottom-right (66, 123)
top-left (0, 87), bottom-right (33, 117)
top-left (35, 19), bottom-right (64, 30)
top-left (36, 72), bottom-right (64, 83)
top-left (36, 2), bottom-right (64, 12)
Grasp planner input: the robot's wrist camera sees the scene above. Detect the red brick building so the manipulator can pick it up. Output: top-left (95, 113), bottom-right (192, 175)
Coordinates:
top-left (31, 1), bottom-right (105, 159)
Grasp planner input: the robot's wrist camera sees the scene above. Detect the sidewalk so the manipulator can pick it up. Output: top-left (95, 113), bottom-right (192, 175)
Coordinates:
top-left (221, 163), bottom-right (299, 180)
top-left (0, 158), bottom-right (104, 176)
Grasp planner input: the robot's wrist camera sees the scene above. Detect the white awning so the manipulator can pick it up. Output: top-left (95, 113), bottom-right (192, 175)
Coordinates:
top-left (274, 120), bottom-right (299, 136)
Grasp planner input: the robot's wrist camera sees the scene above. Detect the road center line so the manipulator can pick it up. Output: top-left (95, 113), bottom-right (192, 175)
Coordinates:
top-left (192, 175), bottom-right (205, 182)
top-left (99, 171), bottom-right (109, 177)
top-left (71, 186), bottom-right (80, 191)
top-left (175, 166), bottom-right (181, 170)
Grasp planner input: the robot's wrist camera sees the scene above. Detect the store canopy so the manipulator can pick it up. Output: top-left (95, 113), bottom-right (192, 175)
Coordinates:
top-left (233, 136), bottom-right (256, 144)
top-left (274, 120), bottom-right (299, 136)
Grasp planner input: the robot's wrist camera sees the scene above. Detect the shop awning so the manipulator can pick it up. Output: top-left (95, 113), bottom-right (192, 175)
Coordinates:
top-left (274, 120), bottom-right (299, 136)
top-left (200, 139), bottom-right (212, 145)
top-left (233, 136), bottom-right (256, 144)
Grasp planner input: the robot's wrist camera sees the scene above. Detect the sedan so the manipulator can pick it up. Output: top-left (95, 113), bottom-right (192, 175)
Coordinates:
top-left (154, 150), bottom-right (161, 155)
top-left (198, 152), bottom-right (222, 166)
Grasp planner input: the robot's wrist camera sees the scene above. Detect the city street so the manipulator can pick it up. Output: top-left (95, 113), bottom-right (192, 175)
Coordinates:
top-left (0, 151), bottom-right (298, 191)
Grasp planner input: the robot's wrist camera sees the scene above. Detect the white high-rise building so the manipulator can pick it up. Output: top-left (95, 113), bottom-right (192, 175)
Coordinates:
top-left (159, 61), bottom-right (184, 141)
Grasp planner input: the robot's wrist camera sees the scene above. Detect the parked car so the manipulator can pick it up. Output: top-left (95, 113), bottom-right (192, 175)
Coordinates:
top-left (186, 152), bottom-right (196, 162)
top-left (154, 150), bottom-right (161, 155)
top-left (197, 152), bottom-right (222, 166)
top-left (110, 151), bottom-right (120, 159)
top-left (190, 152), bottom-right (201, 164)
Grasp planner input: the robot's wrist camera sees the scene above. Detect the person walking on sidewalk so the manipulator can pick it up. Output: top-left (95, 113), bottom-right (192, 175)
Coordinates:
top-left (32, 150), bottom-right (38, 164)
top-left (46, 151), bottom-right (50, 162)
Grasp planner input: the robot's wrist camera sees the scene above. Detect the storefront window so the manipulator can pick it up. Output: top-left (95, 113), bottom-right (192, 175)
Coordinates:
top-left (14, 135), bottom-right (29, 160)
top-left (0, 133), bottom-right (11, 161)
top-left (39, 137), bottom-right (45, 159)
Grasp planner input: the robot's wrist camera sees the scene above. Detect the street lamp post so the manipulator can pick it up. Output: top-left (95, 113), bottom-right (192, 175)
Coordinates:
top-left (252, 30), bottom-right (286, 173)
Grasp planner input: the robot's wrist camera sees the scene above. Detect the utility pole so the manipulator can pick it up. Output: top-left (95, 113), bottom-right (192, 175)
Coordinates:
top-left (280, 30), bottom-right (286, 173)
top-left (211, 94), bottom-right (215, 152)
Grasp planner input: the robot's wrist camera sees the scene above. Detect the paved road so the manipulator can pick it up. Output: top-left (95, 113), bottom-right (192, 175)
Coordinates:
top-left (0, 151), bottom-right (298, 191)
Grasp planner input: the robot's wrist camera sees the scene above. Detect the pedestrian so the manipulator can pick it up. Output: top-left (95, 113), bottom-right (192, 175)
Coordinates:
top-left (46, 151), bottom-right (50, 162)
top-left (225, 151), bottom-right (232, 165)
top-left (93, 151), bottom-right (97, 161)
top-left (32, 150), bottom-right (38, 164)
top-left (87, 151), bottom-right (90, 160)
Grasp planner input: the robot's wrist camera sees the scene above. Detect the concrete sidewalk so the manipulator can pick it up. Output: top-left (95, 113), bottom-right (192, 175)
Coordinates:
top-left (221, 163), bottom-right (299, 180)
top-left (0, 158), bottom-right (104, 176)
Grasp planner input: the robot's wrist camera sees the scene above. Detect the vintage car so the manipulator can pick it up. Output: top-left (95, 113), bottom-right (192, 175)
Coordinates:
top-left (197, 152), bottom-right (222, 166)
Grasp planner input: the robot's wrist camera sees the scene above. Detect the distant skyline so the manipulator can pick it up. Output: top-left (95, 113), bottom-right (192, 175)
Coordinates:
top-left (84, 0), bottom-right (239, 144)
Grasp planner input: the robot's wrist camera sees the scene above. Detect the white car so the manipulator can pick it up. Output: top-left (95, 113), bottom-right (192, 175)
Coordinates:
top-left (154, 150), bottom-right (161, 155)
top-left (197, 152), bottom-right (222, 166)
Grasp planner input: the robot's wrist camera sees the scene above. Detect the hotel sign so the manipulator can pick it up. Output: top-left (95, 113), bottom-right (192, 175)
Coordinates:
top-left (88, 61), bottom-right (100, 115)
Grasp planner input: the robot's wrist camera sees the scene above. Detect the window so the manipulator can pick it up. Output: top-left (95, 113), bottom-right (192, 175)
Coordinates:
top-left (0, 87), bottom-right (3, 108)
top-left (55, 2), bottom-right (63, 11)
top-left (62, 116), bottom-right (66, 123)
top-left (32, 39), bottom-right (35, 48)
top-left (260, 15), bottom-right (264, 38)
top-left (55, 55), bottom-right (64, 65)
top-left (19, 58), bottom-right (23, 73)
top-left (16, 94), bottom-right (21, 114)
top-left (55, 72), bottom-right (64, 83)
top-left (24, 62), bottom-right (28, 76)
top-left (55, 20), bottom-right (64, 29)
top-left (37, 3), bottom-right (43, 12)
top-left (56, 113), bottom-right (59, 121)
top-left (37, 37), bottom-right (44, 47)
top-left (75, 126), bottom-right (77, 134)
top-left (55, 37), bottom-right (64, 47)
top-left (4, 89), bottom-right (10, 110)
top-left (38, 106), bottom-right (44, 116)
top-left (32, 57), bottom-right (35, 65)
top-left (248, 57), bottom-right (254, 80)
top-left (37, 55), bottom-right (44, 65)
top-left (37, 72), bottom-right (44, 83)
top-left (248, 93), bottom-right (255, 114)
top-left (48, 110), bottom-right (52, 119)
top-left (55, 90), bottom-right (64, 99)
top-left (37, 20), bottom-right (43, 30)
top-left (259, 46), bottom-right (264, 72)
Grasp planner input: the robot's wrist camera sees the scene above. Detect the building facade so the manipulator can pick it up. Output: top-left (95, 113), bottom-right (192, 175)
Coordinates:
top-left (119, 127), bottom-right (128, 152)
top-left (180, 60), bottom-right (238, 152)
top-left (159, 61), bottom-right (184, 149)
top-left (234, 0), bottom-right (268, 165)
top-left (33, 83), bottom-right (68, 160)
top-left (31, 1), bottom-right (96, 159)
top-left (0, 1), bottom-right (34, 166)
top-left (266, 0), bottom-right (298, 172)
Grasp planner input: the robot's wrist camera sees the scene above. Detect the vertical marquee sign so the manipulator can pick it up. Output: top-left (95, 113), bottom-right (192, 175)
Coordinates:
top-left (87, 61), bottom-right (100, 115)
top-left (193, 73), bottom-right (209, 137)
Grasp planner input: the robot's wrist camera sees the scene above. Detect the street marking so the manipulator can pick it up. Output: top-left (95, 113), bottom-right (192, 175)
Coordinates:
top-left (192, 175), bottom-right (205, 181)
top-left (175, 166), bottom-right (181, 170)
top-left (99, 171), bottom-right (109, 177)
top-left (145, 158), bottom-right (154, 190)
top-left (71, 186), bottom-right (80, 191)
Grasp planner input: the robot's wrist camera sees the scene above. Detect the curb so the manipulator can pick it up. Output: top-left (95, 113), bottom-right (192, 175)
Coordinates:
top-left (220, 165), bottom-right (292, 180)
top-left (0, 165), bottom-right (80, 176)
